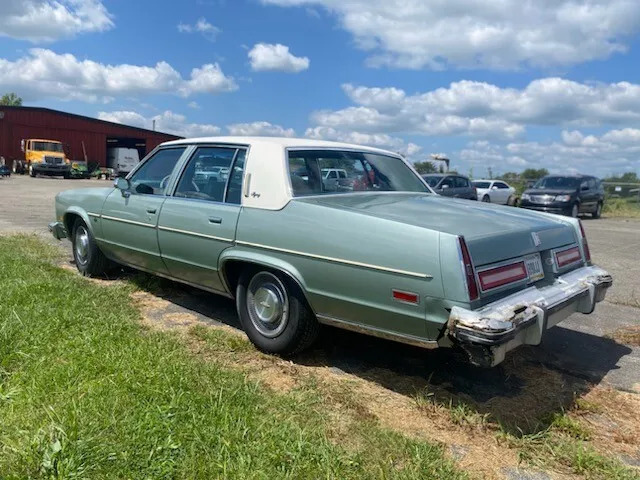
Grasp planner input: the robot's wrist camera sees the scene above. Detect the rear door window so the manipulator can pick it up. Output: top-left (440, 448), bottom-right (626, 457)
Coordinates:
top-left (455, 177), bottom-right (469, 188)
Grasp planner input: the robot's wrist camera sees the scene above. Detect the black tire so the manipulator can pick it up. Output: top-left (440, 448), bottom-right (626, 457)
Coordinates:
top-left (507, 195), bottom-right (516, 206)
top-left (482, 195), bottom-right (490, 202)
top-left (592, 202), bottom-right (602, 219)
top-left (72, 219), bottom-right (112, 276)
top-left (63, 171), bottom-right (71, 179)
top-left (236, 268), bottom-right (319, 356)
top-left (569, 203), bottom-right (579, 218)
top-left (29, 164), bottom-right (36, 177)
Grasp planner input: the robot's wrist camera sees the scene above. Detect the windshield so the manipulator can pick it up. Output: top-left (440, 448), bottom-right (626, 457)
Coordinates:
top-left (473, 181), bottom-right (491, 189)
top-left (534, 176), bottom-right (580, 189)
top-left (32, 141), bottom-right (63, 153)
top-left (423, 175), bottom-right (443, 187)
top-left (288, 150), bottom-right (429, 197)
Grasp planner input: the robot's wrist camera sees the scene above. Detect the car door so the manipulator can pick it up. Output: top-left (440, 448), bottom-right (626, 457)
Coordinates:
top-left (99, 147), bottom-right (188, 273)
top-left (438, 176), bottom-right (456, 196)
top-left (583, 178), bottom-right (599, 212)
top-left (157, 146), bottom-right (247, 293)
top-left (454, 176), bottom-right (473, 199)
top-left (493, 181), bottom-right (511, 204)
top-left (578, 178), bottom-right (592, 213)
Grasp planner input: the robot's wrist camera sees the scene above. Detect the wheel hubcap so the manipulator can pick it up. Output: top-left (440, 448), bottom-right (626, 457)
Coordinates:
top-left (247, 272), bottom-right (289, 338)
top-left (75, 226), bottom-right (90, 265)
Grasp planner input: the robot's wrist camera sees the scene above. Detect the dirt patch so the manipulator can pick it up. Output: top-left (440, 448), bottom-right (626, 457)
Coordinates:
top-left (608, 325), bottom-right (640, 346)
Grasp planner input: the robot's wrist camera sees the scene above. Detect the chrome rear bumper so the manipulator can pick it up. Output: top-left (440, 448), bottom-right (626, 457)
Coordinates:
top-left (447, 265), bottom-right (612, 367)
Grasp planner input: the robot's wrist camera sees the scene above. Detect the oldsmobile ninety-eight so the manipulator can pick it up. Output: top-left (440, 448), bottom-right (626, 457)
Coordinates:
top-left (50, 137), bottom-right (612, 367)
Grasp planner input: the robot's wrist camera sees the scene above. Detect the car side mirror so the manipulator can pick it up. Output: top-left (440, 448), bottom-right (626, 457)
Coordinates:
top-left (441, 184), bottom-right (449, 189)
top-left (492, 185), bottom-right (498, 190)
top-left (114, 177), bottom-right (131, 197)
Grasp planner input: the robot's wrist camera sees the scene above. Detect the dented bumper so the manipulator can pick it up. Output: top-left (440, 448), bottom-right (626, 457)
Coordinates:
top-left (447, 265), bottom-right (612, 367)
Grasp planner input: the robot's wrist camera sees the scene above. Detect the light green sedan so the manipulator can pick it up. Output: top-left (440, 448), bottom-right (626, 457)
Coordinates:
top-left (49, 137), bottom-right (612, 367)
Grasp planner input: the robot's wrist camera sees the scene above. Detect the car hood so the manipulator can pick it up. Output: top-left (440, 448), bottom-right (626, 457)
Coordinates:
top-left (524, 188), bottom-right (576, 196)
top-left (296, 193), bottom-right (577, 265)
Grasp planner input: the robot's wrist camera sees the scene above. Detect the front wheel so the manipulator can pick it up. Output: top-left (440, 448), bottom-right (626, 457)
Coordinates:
top-left (29, 164), bottom-right (36, 177)
top-left (592, 202), bottom-right (602, 219)
top-left (236, 269), bottom-right (319, 356)
top-left (570, 203), bottom-right (579, 218)
top-left (482, 195), bottom-right (490, 202)
top-left (72, 219), bottom-right (112, 276)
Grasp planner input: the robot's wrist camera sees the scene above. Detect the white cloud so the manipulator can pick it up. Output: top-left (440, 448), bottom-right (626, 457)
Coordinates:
top-left (187, 101), bottom-right (201, 109)
top-left (458, 129), bottom-right (640, 178)
top-left (248, 43), bottom-right (310, 73)
top-left (0, 0), bottom-right (114, 42)
top-left (177, 17), bottom-right (221, 41)
top-left (98, 110), bottom-right (221, 137)
top-left (304, 126), bottom-right (422, 158)
top-left (262, 0), bottom-right (640, 70)
top-left (227, 121), bottom-right (296, 137)
top-left (307, 79), bottom-right (640, 141)
top-left (0, 49), bottom-right (237, 102)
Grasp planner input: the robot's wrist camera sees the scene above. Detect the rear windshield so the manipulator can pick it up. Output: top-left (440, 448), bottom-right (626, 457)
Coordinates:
top-left (423, 175), bottom-right (443, 187)
top-left (288, 150), bottom-right (429, 197)
top-left (534, 176), bottom-right (580, 189)
top-left (473, 181), bottom-right (491, 189)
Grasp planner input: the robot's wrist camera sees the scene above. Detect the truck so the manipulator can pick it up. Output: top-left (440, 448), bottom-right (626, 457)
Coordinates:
top-left (12, 139), bottom-right (71, 178)
top-left (106, 147), bottom-right (140, 177)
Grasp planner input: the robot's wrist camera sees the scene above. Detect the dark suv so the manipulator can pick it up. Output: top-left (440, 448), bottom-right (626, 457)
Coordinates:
top-left (422, 174), bottom-right (477, 200)
top-left (520, 174), bottom-right (604, 218)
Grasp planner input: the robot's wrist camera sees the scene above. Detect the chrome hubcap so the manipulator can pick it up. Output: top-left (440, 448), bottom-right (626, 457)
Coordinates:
top-left (247, 272), bottom-right (289, 338)
top-left (75, 226), bottom-right (90, 265)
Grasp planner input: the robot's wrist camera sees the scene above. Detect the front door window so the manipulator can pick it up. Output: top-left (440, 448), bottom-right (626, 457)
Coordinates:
top-left (129, 148), bottom-right (186, 195)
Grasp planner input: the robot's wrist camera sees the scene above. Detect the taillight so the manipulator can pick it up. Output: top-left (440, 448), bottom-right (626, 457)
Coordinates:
top-left (478, 261), bottom-right (527, 291)
top-left (578, 220), bottom-right (591, 263)
top-left (392, 289), bottom-right (420, 305)
top-left (458, 236), bottom-right (479, 301)
top-left (555, 246), bottom-right (582, 268)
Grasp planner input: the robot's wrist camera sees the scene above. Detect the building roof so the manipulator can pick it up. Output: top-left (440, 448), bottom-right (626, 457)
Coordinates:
top-left (1, 106), bottom-right (180, 138)
top-left (163, 136), bottom-right (400, 156)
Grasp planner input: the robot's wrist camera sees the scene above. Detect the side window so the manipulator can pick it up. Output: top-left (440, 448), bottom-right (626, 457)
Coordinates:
top-left (328, 170), bottom-right (337, 179)
top-left (441, 176), bottom-right (455, 188)
top-left (175, 147), bottom-right (239, 202)
top-left (580, 180), bottom-right (589, 190)
top-left (588, 178), bottom-right (596, 189)
top-left (455, 176), bottom-right (469, 188)
top-left (130, 148), bottom-right (186, 195)
top-left (225, 150), bottom-right (246, 205)
top-left (495, 182), bottom-right (509, 189)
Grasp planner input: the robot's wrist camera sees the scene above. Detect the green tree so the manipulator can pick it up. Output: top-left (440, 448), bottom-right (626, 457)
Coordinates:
top-left (521, 168), bottom-right (549, 180)
top-left (413, 161), bottom-right (437, 174)
top-left (0, 92), bottom-right (22, 106)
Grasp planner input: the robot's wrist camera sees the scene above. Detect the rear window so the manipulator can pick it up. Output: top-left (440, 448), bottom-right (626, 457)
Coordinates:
top-left (288, 150), bottom-right (429, 197)
top-left (473, 181), bottom-right (491, 189)
top-left (455, 177), bottom-right (469, 188)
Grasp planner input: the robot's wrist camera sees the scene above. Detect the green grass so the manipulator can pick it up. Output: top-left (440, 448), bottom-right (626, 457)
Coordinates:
top-left (0, 235), bottom-right (465, 479)
top-left (603, 198), bottom-right (640, 218)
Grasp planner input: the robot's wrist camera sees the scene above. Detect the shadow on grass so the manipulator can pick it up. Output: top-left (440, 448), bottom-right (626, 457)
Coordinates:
top-left (98, 265), bottom-right (632, 436)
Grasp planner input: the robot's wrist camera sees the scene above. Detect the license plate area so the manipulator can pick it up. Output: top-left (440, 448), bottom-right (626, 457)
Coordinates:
top-left (525, 253), bottom-right (544, 282)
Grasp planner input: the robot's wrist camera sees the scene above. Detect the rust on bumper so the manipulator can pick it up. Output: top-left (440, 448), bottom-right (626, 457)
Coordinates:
top-left (447, 265), bottom-right (612, 367)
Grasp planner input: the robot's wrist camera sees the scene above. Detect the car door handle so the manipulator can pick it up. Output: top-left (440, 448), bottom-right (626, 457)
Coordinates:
top-left (146, 208), bottom-right (157, 214)
top-left (208, 216), bottom-right (222, 224)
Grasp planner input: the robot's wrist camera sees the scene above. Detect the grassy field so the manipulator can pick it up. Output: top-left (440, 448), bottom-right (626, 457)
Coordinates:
top-left (0, 235), bottom-right (466, 479)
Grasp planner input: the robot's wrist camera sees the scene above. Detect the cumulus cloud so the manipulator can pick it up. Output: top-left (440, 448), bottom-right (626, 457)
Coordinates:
top-left (177, 17), bottom-right (221, 41)
top-left (248, 43), bottom-right (310, 72)
top-left (458, 129), bottom-right (640, 178)
top-left (227, 121), bottom-right (296, 137)
top-left (262, 0), bottom-right (640, 69)
top-left (307, 79), bottom-right (640, 141)
top-left (0, 49), bottom-right (237, 102)
top-left (0, 0), bottom-right (114, 42)
top-left (98, 110), bottom-right (221, 137)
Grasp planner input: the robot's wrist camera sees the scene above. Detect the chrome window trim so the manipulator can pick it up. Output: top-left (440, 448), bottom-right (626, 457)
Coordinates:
top-left (235, 239), bottom-right (431, 279)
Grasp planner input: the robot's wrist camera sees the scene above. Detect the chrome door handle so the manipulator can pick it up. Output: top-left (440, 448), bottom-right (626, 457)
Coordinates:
top-left (146, 208), bottom-right (157, 214)
top-left (208, 216), bottom-right (222, 224)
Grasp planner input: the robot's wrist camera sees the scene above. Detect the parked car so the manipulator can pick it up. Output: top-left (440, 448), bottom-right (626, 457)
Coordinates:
top-left (0, 165), bottom-right (10, 177)
top-left (423, 174), bottom-right (477, 200)
top-left (472, 179), bottom-right (516, 205)
top-left (520, 175), bottom-right (604, 218)
top-left (49, 137), bottom-right (612, 367)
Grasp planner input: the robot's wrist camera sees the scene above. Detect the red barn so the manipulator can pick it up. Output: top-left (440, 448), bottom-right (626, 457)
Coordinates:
top-left (0, 106), bottom-right (181, 168)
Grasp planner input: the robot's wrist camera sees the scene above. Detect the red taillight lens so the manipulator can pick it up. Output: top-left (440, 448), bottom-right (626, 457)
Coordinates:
top-left (392, 289), bottom-right (419, 304)
top-left (578, 220), bottom-right (591, 263)
top-left (478, 262), bottom-right (527, 291)
top-left (555, 246), bottom-right (582, 268)
top-left (458, 236), bottom-right (479, 301)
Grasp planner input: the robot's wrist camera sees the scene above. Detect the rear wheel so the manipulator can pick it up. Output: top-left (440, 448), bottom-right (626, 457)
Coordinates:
top-left (72, 219), bottom-right (112, 276)
top-left (236, 269), bottom-right (319, 356)
top-left (592, 202), bottom-right (602, 219)
top-left (482, 195), bottom-right (490, 202)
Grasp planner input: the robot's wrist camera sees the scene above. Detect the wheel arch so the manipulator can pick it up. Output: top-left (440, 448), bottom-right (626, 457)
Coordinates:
top-left (219, 250), bottom-right (316, 313)
top-left (63, 208), bottom-right (96, 238)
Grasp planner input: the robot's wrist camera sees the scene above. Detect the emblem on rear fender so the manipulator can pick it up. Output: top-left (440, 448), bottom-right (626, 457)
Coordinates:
top-left (531, 232), bottom-right (541, 247)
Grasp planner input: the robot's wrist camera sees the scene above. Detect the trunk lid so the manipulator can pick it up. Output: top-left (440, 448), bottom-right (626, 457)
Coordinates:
top-left (296, 193), bottom-right (577, 266)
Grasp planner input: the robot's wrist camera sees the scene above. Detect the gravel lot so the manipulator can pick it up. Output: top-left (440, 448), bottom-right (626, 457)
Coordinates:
top-left (1, 174), bottom-right (639, 393)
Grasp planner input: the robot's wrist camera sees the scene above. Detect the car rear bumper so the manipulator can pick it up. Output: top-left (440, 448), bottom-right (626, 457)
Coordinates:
top-left (447, 265), bottom-right (612, 367)
top-left (48, 221), bottom-right (67, 240)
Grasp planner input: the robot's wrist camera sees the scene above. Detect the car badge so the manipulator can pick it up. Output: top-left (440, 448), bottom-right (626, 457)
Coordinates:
top-left (531, 232), bottom-right (541, 247)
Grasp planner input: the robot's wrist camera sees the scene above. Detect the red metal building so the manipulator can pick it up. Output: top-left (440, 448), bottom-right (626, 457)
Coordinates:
top-left (0, 106), bottom-right (181, 167)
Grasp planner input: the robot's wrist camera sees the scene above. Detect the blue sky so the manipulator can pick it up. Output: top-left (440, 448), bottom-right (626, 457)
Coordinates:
top-left (1, 0), bottom-right (640, 178)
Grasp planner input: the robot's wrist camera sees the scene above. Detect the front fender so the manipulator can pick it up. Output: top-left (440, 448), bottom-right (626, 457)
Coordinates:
top-left (63, 207), bottom-right (98, 238)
